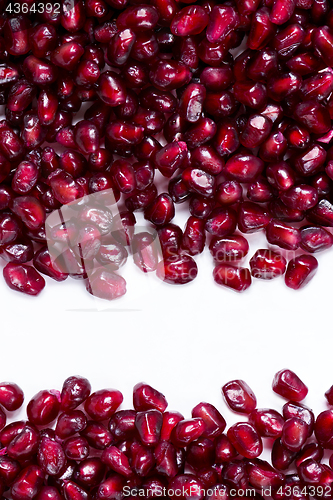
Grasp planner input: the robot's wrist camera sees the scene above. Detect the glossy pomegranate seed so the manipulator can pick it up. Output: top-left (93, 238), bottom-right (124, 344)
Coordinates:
top-left (266, 220), bottom-right (301, 250)
top-left (296, 443), bottom-right (323, 467)
top-left (182, 168), bottom-right (215, 197)
top-left (247, 459), bottom-right (284, 488)
top-left (215, 181), bottom-right (242, 206)
top-left (154, 440), bottom-right (179, 478)
top-left (59, 376), bottom-right (91, 413)
top-left (132, 232), bottom-right (159, 273)
top-left (248, 8), bottom-right (276, 50)
top-left (300, 226), bottom-right (333, 253)
top-left (238, 202), bottom-right (271, 233)
top-left (171, 6), bottom-right (208, 36)
top-left (222, 380), bottom-right (256, 414)
top-left (0, 383), bottom-right (24, 411)
top-left (3, 264), bottom-right (45, 296)
top-left (186, 438), bottom-right (215, 470)
top-left (63, 436), bottom-right (89, 461)
top-left (38, 436), bottom-right (66, 476)
top-left (144, 193), bottom-right (175, 226)
top-left (240, 115), bottom-right (272, 148)
top-left (184, 117), bottom-right (217, 149)
top-left (0, 121), bottom-right (24, 161)
top-left (171, 419), bottom-right (205, 448)
top-left (150, 60), bottom-right (191, 91)
top-left (101, 446), bottom-right (132, 477)
top-left (326, 387), bottom-right (333, 406)
top-left (313, 26), bottom-right (333, 66)
top-left (157, 254), bottom-right (198, 284)
top-left (233, 81), bottom-right (267, 110)
top-left (11, 465), bottom-right (44, 500)
top-left (7, 423), bottom-right (39, 460)
top-left (281, 418), bottom-right (308, 452)
top-left (294, 100), bottom-right (331, 134)
top-left (27, 390), bottom-right (60, 425)
top-left (168, 475), bottom-right (204, 500)
top-left (97, 72), bottom-right (126, 107)
top-left (51, 42), bottom-right (84, 71)
top-left (191, 403), bottom-right (226, 438)
top-left (157, 224), bottom-right (182, 259)
top-left (283, 402), bottom-right (314, 439)
top-left (84, 390), bottom-right (123, 421)
top-left (133, 383), bottom-right (167, 412)
top-left (250, 249), bottom-right (287, 280)
top-left (135, 410), bottom-right (162, 446)
top-left (62, 480), bottom-right (89, 500)
top-left (227, 423), bottom-right (263, 458)
top-left (56, 411), bottom-right (87, 439)
top-left (271, 440), bottom-right (297, 471)
top-left (249, 409), bottom-right (284, 438)
top-left (109, 410), bottom-right (136, 441)
top-left (285, 254), bottom-right (318, 290)
top-left (205, 208), bottom-right (237, 238)
top-left (294, 144), bottom-right (327, 177)
top-left (81, 421), bottom-right (113, 449)
top-left (225, 154), bottom-right (264, 183)
top-left (213, 264), bottom-right (252, 292)
top-left (315, 410), bottom-right (333, 448)
top-left (273, 370), bottom-right (308, 402)
top-left (209, 235), bottom-right (249, 263)
top-left (189, 196), bottom-right (214, 219)
top-left (161, 412), bottom-right (184, 441)
top-left (215, 434), bottom-right (237, 463)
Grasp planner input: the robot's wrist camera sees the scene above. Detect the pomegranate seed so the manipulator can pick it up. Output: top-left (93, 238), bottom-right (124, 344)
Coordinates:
top-left (225, 154), bottom-right (264, 183)
top-left (154, 440), bottom-right (179, 478)
top-left (101, 446), bottom-right (132, 477)
top-left (3, 264), bottom-right (45, 296)
top-left (281, 418), bottom-right (308, 452)
top-left (11, 465), bottom-right (44, 500)
top-left (156, 254), bottom-right (198, 284)
top-left (56, 411), bottom-right (87, 439)
top-left (247, 459), bottom-right (284, 488)
top-left (171, 6), bottom-right (208, 36)
top-left (0, 383), bottom-right (24, 411)
top-left (295, 443), bottom-right (323, 467)
top-left (161, 412), bottom-right (184, 441)
top-left (81, 421), bottom-right (113, 450)
top-left (63, 436), bottom-right (89, 461)
top-left (38, 437), bottom-right (66, 476)
top-left (191, 403), bottom-right (226, 438)
top-left (135, 410), bottom-right (162, 446)
top-left (7, 423), bottom-right (39, 460)
top-left (222, 380), bottom-right (257, 414)
top-left (250, 249), bottom-right (287, 279)
top-left (273, 369), bottom-right (308, 401)
top-left (133, 383), bottom-right (167, 412)
top-left (249, 409), bottom-right (284, 438)
top-left (213, 264), bottom-right (252, 292)
top-left (215, 435), bottom-right (237, 463)
top-left (171, 418), bottom-right (206, 447)
top-left (266, 220), bottom-right (301, 250)
top-left (227, 423), bottom-right (263, 458)
top-left (285, 255), bottom-right (318, 289)
top-left (27, 390), bottom-right (60, 425)
top-left (84, 390), bottom-right (123, 421)
top-left (283, 402), bottom-right (314, 438)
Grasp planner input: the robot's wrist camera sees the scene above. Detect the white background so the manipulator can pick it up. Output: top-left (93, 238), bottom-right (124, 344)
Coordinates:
top-left (0, 210), bottom-right (332, 443)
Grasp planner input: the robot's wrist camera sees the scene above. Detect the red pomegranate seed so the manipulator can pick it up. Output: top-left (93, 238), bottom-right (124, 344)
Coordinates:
top-left (285, 254), bottom-right (318, 289)
top-left (11, 465), bottom-right (44, 500)
top-left (135, 410), bottom-right (163, 446)
top-left (38, 436), bottom-right (66, 476)
top-left (191, 403), bottom-right (226, 438)
top-left (84, 390), bottom-right (123, 421)
top-left (56, 411), bottom-right (87, 439)
top-left (295, 443), bottom-right (323, 467)
top-left (213, 264), bottom-right (252, 292)
top-left (215, 434), bottom-right (237, 463)
top-left (227, 422), bottom-right (263, 458)
top-left (156, 254), bottom-right (198, 284)
top-left (171, 418), bottom-right (206, 447)
top-left (222, 380), bottom-right (257, 414)
top-left (283, 402), bottom-right (314, 438)
top-left (0, 383), bottom-right (24, 411)
top-left (281, 418), bottom-right (308, 452)
top-left (249, 409), bottom-right (284, 438)
top-left (7, 423), bottom-right (39, 460)
top-left (247, 458), bottom-right (285, 488)
top-left (27, 390), bottom-right (60, 425)
top-left (101, 446), bottom-right (132, 477)
top-left (3, 263), bottom-right (45, 296)
top-left (249, 249), bottom-right (287, 279)
top-left (171, 6), bottom-right (208, 36)
top-left (273, 369), bottom-right (308, 402)
top-left (225, 153), bottom-right (264, 183)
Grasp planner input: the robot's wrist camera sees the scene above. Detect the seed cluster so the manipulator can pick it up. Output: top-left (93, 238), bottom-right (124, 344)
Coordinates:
top-left (1, 0), bottom-right (333, 298)
top-left (0, 371), bottom-right (332, 500)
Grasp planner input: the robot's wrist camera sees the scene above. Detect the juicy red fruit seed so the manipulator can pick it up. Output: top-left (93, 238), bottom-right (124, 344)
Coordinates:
top-left (213, 264), bottom-right (252, 292)
top-left (27, 390), bottom-right (60, 425)
top-left (285, 255), bottom-right (318, 290)
top-left (3, 264), bottom-right (45, 297)
top-left (249, 249), bottom-right (287, 280)
top-left (227, 422), bottom-right (263, 458)
top-left (272, 369), bottom-right (308, 402)
top-left (0, 383), bottom-right (24, 411)
top-left (222, 380), bottom-right (257, 414)
top-left (84, 390), bottom-right (123, 421)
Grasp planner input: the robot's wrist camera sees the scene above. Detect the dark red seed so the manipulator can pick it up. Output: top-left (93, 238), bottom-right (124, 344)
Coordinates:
top-left (249, 409), bottom-right (284, 438)
top-left (213, 264), bottom-right (252, 292)
top-left (81, 421), bottom-right (113, 450)
top-left (191, 403), bottom-right (226, 438)
top-left (273, 369), bottom-right (308, 401)
top-left (101, 446), bottom-right (132, 477)
top-left (156, 255), bottom-right (198, 285)
top-left (11, 465), bottom-right (44, 500)
top-left (171, 6), bottom-right (208, 36)
top-left (144, 193), bottom-right (175, 226)
top-left (132, 232), bottom-right (159, 273)
top-left (247, 459), bottom-right (285, 489)
top-left (161, 412), bottom-right (184, 441)
top-left (238, 202), bottom-right (271, 233)
top-left (285, 254), bottom-right (318, 290)
top-left (27, 390), bottom-right (60, 425)
top-left (266, 220), bottom-right (301, 250)
top-left (38, 437), bottom-right (66, 476)
top-left (7, 424), bottom-right (39, 461)
top-left (171, 419), bottom-right (206, 448)
top-left (133, 383), bottom-right (167, 412)
top-left (182, 168), bottom-right (215, 197)
top-left (135, 410), bottom-right (163, 446)
top-left (283, 402), bottom-right (314, 438)
top-left (215, 435), bottom-right (238, 463)
top-left (205, 208), bottom-right (237, 238)
top-left (56, 411), bottom-right (87, 439)
top-left (0, 383), bottom-right (24, 411)
top-left (209, 235), bottom-right (249, 262)
top-left (281, 418), bottom-right (308, 452)
top-left (84, 390), bottom-right (123, 421)
top-left (3, 264), bottom-right (45, 296)
top-left (315, 411), bottom-right (333, 449)
top-left (296, 443), bottom-right (323, 468)
top-left (250, 249), bottom-right (287, 280)
top-left (63, 436), bottom-right (89, 461)
top-left (227, 423), bottom-right (263, 458)
top-left (222, 380), bottom-right (257, 414)
top-left (271, 439), bottom-right (297, 471)
top-left (225, 154), bottom-right (264, 183)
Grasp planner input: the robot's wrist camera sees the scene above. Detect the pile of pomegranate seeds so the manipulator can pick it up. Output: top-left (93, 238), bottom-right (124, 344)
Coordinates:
top-left (2, 0), bottom-right (333, 297)
top-left (1, 370), bottom-right (333, 500)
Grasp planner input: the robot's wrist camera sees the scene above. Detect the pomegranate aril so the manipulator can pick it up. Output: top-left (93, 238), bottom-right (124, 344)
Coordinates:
top-left (205, 208), bottom-right (237, 238)
top-left (250, 249), bottom-right (287, 280)
top-left (56, 411), bottom-right (87, 439)
top-left (249, 409), bottom-right (284, 438)
top-left (3, 264), bottom-right (45, 296)
top-left (266, 220), bottom-right (301, 250)
top-left (0, 383), bottom-right (23, 411)
top-left (238, 202), bottom-right (271, 234)
top-left (191, 403), bottom-right (226, 438)
top-left (227, 422), bottom-right (263, 459)
top-left (135, 410), bottom-right (162, 446)
top-left (225, 154), bottom-right (264, 183)
top-left (222, 380), bottom-right (257, 414)
top-left (296, 443), bottom-right (323, 467)
top-left (7, 423), bottom-right (39, 460)
top-left (171, 419), bottom-right (206, 448)
top-left (285, 254), bottom-right (318, 290)
top-left (63, 436), bottom-right (89, 461)
top-left (11, 465), bottom-right (44, 500)
top-left (281, 418), bottom-right (308, 452)
top-left (171, 6), bottom-right (208, 36)
top-left (247, 458), bottom-right (285, 489)
top-left (84, 390), bottom-right (123, 421)
top-left (38, 437), bottom-right (66, 476)
top-left (213, 264), bottom-right (252, 292)
top-left (181, 217), bottom-right (205, 255)
top-left (81, 421), bottom-right (113, 450)
top-left (27, 390), bottom-right (60, 425)
top-left (101, 446), bottom-right (132, 477)
top-left (273, 370), bottom-right (308, 402)
top-left (215, 434), bottom-right (238, 463)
